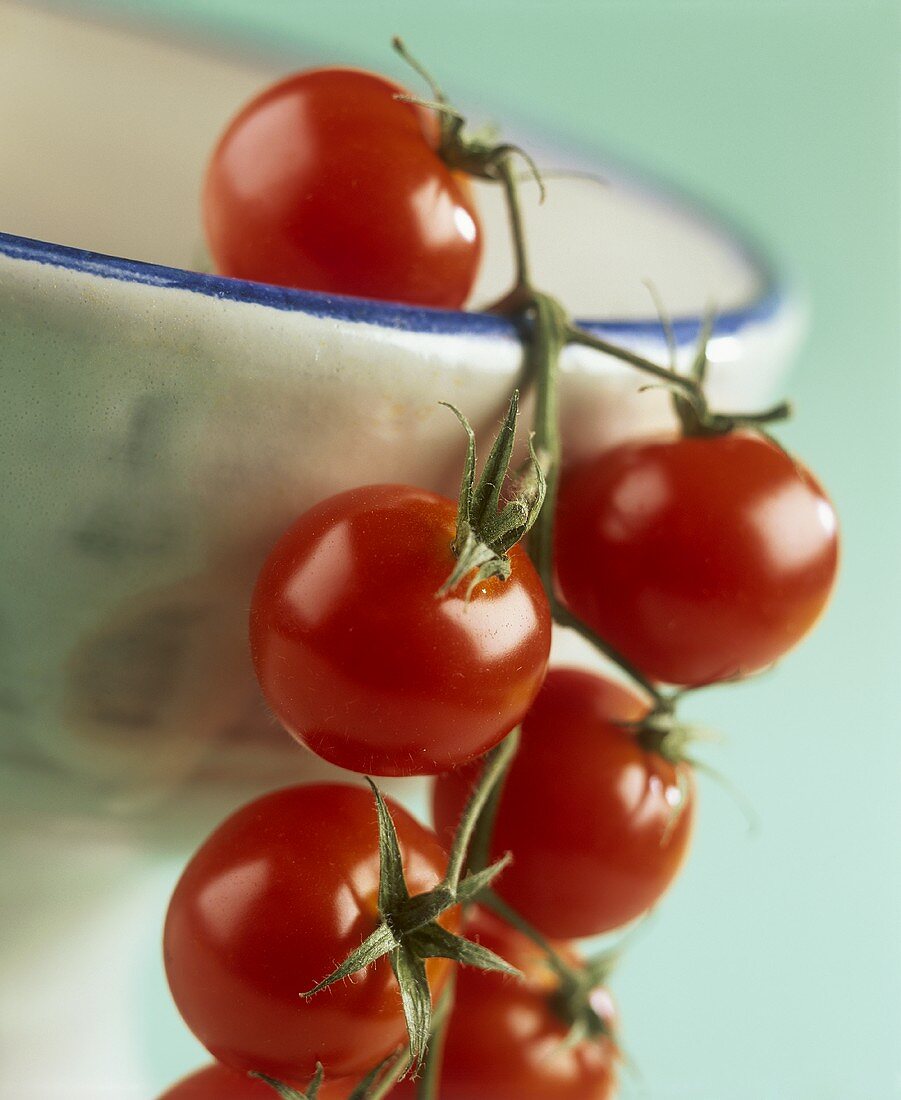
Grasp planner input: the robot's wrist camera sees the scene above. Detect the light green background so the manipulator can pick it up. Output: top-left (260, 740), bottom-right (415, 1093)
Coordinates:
top-left (42, 2), bottom-right (901, 1097)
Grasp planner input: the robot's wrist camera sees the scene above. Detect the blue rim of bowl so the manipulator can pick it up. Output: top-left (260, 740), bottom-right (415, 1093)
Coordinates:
top-left (0, 227), bottom-right (783, 346)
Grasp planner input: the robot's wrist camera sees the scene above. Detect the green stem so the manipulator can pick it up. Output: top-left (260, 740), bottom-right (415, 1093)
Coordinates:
top-left (564, 323), bottom-right (701, 400)
top-left (496, 155), bottom-right (533, 291)
top-left (523, 307), bottom-right (662, 702)
top-left (548, 599), bottom-right (662, 705)
top-left (465, 757), bottom-right (510, 878)
top-left (444, 727), bottom-right (520, 894)
top-left (489, 153), bottom-right (672, 708)
top-left (522, 293), bottom-right (568, 590)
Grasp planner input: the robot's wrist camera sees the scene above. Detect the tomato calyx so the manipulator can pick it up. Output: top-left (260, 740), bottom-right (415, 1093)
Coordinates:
top-left (550, 951), bottom-right (619, 1050)
top-left (392, 37), bottom-right (545, 199)
top-left (302, 738), bottom-right (522, 1070)
top-left (655, 309), bottom-right (793, 440)
top-left (620, 702), bottom-right (706, 842)
top-left (630, 702), bottom-right (759, 839)
top-left (439, 391), bottom-right (545, 597)
top-left (481, 889), bottom-right (617, 1049)
top-left (630, 701), bottom-right (704, 765)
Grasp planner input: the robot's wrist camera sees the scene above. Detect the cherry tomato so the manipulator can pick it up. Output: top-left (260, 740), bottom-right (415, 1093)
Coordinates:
top-left (157, 1062), bottom-right (353, 1099)
top-left (433, 908), bottom-right (617, 1099)
top-left (250, 485), bottom-right (551, 776)
top-left (433, 667), bottom-right (695, 938)
top-left (203, 68), bottom-right (482, 308)
top-left (554, 431), bottom-right (839, 686)
top-left (164, 784), bottom-right (456, 1086)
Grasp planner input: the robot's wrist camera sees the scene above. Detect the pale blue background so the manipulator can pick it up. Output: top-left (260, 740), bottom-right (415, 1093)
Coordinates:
top-left (39, 2), bottom-right (901, 1096)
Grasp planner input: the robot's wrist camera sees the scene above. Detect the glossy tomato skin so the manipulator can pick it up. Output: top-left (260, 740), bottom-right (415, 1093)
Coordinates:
top-left (164, 784), bottom-right (456, 1086)
top-left (204, 68), bottom-right (481, 308)
top-left (433, 908), bottom-right (617, 1099)
top-left (433, 667), bottom-right (694, 938)
top-left (250, 485), bottom-right (551, 776)
top-left (157, 1063), bottom-right (355, 1099)
top-left (555, 432), bottom-right (839, 687)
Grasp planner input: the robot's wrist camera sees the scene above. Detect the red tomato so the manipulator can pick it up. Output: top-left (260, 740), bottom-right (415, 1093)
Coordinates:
top-left (433, 908), bottom-right (617, 1099)
top-left (203, 68), bottom-right (482, 308)
top-left (554, 432), bottom-right (839, 686)
top-left (157, 1063), bottom-right (353, 1099)
top-left (433, 667), bottom-right (695, 938)
top-left (250, 485), bottom-right (551, 776)
top-left (164, 784), bottom-right (456, 1086)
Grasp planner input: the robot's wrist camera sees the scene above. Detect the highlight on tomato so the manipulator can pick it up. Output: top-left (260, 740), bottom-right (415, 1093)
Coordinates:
top-left (433, 667), bottom-right (695, 938)
top-left (163, 784), bottom-right (456, 1087)
top-left (554, 431), bottom-right (839, 687)
top-left (203, 67), bottom-right (482, 308)
top-left (250, 483), bottom-right (551, 776)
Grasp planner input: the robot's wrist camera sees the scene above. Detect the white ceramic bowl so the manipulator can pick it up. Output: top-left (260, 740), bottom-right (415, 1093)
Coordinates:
top-left (0, 9), bottom-right (804, 1094)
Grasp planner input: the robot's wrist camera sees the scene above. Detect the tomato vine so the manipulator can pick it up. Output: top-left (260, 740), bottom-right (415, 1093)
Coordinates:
top-left (159, 34), bottom-right (839, 1100)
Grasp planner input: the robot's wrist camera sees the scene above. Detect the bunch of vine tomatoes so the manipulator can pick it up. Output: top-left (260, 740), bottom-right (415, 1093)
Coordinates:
top-left (158, 53), bottom-right (839, 1100)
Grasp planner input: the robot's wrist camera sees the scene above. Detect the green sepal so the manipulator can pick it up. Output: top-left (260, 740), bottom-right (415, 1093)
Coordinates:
top-left (407, 921), bottom-right (520, 978)
top-left (390, 941), bottom-right (433, 1070)
top-left (438, 393), bottom-right (545, 597)
top-left (437, 529), bottom-right (510, 599)
top-left (299, 921), bottom-right (398, 997)
top-left (486, 434), bottom-right (546, 554)
top-left (394, 884), bottom-right (456, 935)
top-left (442, 401), bottom-right (477, 545)
top-left (452, 853), bottom-right (513, 906)
top-left (367, 777), bottom-right (410, 913)
top-left (393, 854), bottom-right (509, 934)
top-left (250, 1063), bottom-right (323, 1100)
top-left (470, 390), bottom-right (519, 526)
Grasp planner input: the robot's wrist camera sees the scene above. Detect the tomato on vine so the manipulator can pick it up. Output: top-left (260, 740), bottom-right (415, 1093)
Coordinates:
top-left (433, 667), bottom-right (695, 938)
top-left (203, 67), bottom-right (482, 307)
top-left (164, 784), bottom-right (457, 1086)
top-left (250, 396), bottom-right (550, 776)
top-left (553, 430), bottom-right (839, 687)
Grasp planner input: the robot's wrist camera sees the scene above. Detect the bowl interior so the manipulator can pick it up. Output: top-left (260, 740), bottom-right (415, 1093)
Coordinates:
top-left (0, 3), bottom-right (766, 319)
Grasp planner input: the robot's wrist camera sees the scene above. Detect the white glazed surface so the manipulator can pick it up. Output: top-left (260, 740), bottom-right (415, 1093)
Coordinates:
top-left (0, 5), bottom-right (803, 1097)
